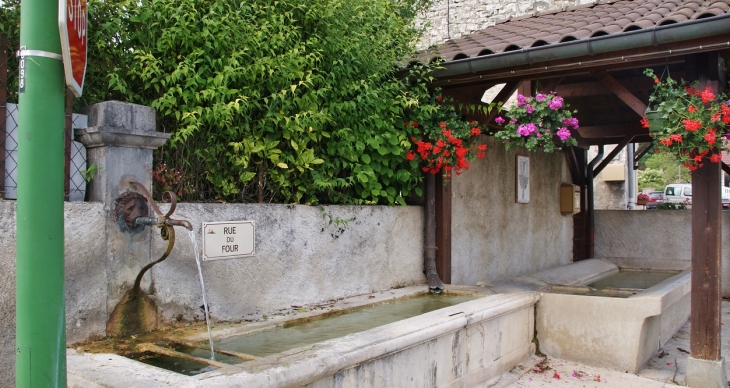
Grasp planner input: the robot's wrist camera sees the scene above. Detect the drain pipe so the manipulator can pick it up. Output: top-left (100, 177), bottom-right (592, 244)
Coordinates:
top-left (424, 173), bottom-right (444, 294)
top-left (627, 145), bottom-right (636, 210)
top-left (587, 146), bottom-right (604, 259)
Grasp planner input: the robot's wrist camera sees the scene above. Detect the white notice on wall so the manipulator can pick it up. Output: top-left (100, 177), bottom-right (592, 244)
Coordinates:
top-left (202, 221), bottom-right (255, 261)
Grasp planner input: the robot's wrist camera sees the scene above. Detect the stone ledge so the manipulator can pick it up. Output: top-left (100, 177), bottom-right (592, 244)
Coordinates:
top-left (75, 126), bottom-right (170, 149)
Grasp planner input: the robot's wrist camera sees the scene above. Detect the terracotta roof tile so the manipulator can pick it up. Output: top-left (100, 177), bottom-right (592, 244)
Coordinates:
top-left (430, 0), bottom-right (730, 62)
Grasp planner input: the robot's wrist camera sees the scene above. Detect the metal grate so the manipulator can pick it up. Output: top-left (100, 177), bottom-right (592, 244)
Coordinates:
top-left (3, 103), bottom-right (18, 199)
top-left (0, 34), bottom-right (8, 200)
top-left (1, 34), bottom-right (88, 201)
top-left (3, 102), bottom-right (88, 201)
top-left (68, 112), bottom-right (88, 201)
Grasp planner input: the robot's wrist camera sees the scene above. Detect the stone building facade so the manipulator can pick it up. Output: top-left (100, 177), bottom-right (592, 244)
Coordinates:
top-left (418, 0), bottom-right (599, 49)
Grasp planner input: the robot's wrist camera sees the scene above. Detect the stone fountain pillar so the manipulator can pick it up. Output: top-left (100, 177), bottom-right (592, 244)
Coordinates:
top-left (75, 101), bottom-right (170, 327)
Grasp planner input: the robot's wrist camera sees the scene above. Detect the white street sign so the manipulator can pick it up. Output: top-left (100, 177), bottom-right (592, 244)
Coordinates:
top-left (202, 221), bottom-right (255, 261)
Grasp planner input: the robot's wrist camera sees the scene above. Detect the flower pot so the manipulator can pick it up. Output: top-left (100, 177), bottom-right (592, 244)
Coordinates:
top-left (636, 198), bottom-right (648, 205)
top-left (645, 110), bottom-right (665, 133)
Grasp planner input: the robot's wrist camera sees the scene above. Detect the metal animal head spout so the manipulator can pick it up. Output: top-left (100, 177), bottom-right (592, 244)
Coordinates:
top-left (112, 191), bottom-right (149, 235)
top-left (113, 182), bottom-right (193, 234)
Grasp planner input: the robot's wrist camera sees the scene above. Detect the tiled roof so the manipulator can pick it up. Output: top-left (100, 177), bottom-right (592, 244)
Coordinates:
top-left (432, 0), bottom-right (730, 62)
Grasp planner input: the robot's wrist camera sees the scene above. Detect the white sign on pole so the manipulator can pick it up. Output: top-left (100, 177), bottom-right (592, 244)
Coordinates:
top-left (202, 221), bottom-right (255, 261)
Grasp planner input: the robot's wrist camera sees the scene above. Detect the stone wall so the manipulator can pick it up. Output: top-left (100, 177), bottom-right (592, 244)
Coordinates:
top-left (148, 204), bottom-right (425, 322)
top-left (450, 136), bottom-right (575, 285)
top-left (418, 0), bottom-right (599, 49)
top-left (0, 201), bottom-right (107, 388)
top-left (0, 201), bottom-right (423, 387)
top-left (590, 145), bottom-right (631, 210)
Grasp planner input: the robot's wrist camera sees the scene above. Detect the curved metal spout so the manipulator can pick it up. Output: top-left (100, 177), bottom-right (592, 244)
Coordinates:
top-left (166, 218), bottom-right (193, 231)
top-left (129, 181), bottom-right (193, 231)
top-left (125, 181), bottom-right (194, 293)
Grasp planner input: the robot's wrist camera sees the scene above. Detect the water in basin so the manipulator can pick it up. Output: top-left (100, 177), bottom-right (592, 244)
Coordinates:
top-left (544, 285), bottom-right (636, 298)
top-left (214, 293), bottom-right (477, 357)
top-left (135, 345), bottom-right (245, 375)
top-left (588, 269), bottom-right (680, 290)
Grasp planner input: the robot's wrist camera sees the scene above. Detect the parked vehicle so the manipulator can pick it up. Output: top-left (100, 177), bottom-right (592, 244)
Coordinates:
top-left (663, 184), bottom-right (691, 208)
top-left (663, 184), bottom-right (730, 209)
top-left (644, 191), bottom-right (664, 209)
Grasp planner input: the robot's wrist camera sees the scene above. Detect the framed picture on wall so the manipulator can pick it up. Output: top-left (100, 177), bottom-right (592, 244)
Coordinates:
top-left (516, 155), bottom-right (530, 203)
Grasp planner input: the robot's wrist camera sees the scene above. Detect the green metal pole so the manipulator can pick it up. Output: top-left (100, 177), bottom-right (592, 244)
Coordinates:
top-left (16, 0), bottom-right (66, 385)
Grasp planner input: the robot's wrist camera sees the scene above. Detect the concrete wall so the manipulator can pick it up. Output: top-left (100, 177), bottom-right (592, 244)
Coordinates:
top-left (594, 210), bottom-right (730, 296)
top-left (148, 204), bottom-right (425, 322)
top-left (0, 201), bottom-right (107, 388)
top-left (418, 0), bottom-right (597, 48)
top-left (0, 201), bottom-right (424, 386)
top-left (590, 145), bottom-right (631, 210)
top-left (450, 136), bottom-right (574, 285)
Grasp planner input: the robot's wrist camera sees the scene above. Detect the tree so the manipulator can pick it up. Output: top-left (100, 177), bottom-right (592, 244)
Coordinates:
top-left (105, 0), bottom-right (444, 204)
top-left (5, 0), bottom-right (483, 205)
top-left (641, 152), bottom-right (691, 186)
top-left (637, 168), bottom-right (665, 191)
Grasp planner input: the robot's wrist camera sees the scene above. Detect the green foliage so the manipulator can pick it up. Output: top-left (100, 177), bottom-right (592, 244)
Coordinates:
top-left (96, 0), bottom-right (440, 205)
top-left (319, 206), bottom-right (349, 227)
top-left (638, 152), bottom-right (691, 190)
top-left (0, 0), bottom-right (20, 102)
top-left (4, 0), bottom-right (488, 205)
top-left (637, 168), bottom-right (665, 191)
top-left (655, 202), bottom-right (688, 210)
top-left (80, 163), bottom-right (101, 182)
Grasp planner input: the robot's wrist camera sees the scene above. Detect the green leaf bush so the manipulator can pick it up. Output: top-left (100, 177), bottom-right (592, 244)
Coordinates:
top-left (3, 0), bottom-right (492, 205)
top-left (106, 0), bottom-right (445, 205)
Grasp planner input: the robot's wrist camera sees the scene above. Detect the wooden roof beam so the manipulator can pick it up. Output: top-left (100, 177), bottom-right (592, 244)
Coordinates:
top-left (592, 70), bottom-right (647, 117)
top-left (634, 142), bottom-right (654, 166)
top-left (556, 76), bottom-right (656, 98)
top-left (578, 123), bottom-right (646, 138)
top-left (593, 135), bottom-right (635, 176)
top-left (449, 80), bottom-right (521, 126)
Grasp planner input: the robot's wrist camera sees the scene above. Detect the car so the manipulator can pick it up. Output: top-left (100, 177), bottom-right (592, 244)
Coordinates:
top-left (644, 191), bottom-right (664, 209)
top-left (664, 184), bottom-right (692, 208)
top-left (662, 184), bottom-right (730, 209)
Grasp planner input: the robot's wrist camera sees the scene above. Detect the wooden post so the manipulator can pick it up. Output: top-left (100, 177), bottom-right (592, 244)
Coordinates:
top-left (690, 153), bottom-right (722, 361)
top-left (435, 173), bottom-right (452, 284)
top-left (689, 51), bottom-right (724, 362)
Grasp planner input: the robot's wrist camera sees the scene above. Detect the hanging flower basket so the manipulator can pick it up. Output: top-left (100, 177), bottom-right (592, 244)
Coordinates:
top-left (641, 68), bottom-right (730, 171)
top-left (644, 109), bottom-right (665, 133)
top-left (493, 92), bottom-right (579, 153)
top-left (404, 94), bottom-right (488, 179)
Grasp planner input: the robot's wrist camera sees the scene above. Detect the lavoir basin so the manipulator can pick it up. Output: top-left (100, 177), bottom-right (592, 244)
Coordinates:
top-left (68, 285), bottom-right (540, 387)
top-left (488, 257), bottom-right (691, 373)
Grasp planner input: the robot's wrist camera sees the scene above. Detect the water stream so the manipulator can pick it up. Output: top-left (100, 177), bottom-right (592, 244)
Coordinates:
top-left (187, 229), bottom-right (215, 360)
